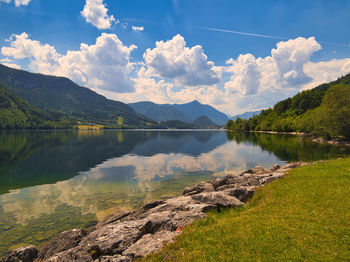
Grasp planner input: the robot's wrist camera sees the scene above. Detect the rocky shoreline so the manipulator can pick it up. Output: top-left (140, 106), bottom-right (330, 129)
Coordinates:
top-left (1, 162), bottom-right (309, 262)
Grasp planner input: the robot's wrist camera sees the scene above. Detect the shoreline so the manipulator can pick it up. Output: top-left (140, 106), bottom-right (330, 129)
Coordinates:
top-left (227, 129), bottom-right (350, 147)
top-left (1, 161), bottom-right (312, 262)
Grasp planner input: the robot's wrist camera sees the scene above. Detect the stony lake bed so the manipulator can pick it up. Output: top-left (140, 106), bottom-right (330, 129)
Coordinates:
top-left (1, 130), bottom-right (350, 258)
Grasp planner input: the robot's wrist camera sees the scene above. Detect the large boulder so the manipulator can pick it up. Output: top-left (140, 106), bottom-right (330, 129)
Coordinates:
top-left (0, 246), bottom-right (38, 262)
top-left (208, 178), bottom-right (225, 189)
top-left (225, 186), bottom-right (256, 202)
top-left (191, 191), bottom-right (243, 208)
top-left (142, 211), bottom-right (171, 233)
top-left (223, 174), bottom-right (260, 187)
top-left (37, 229), bottom-right (87, 261)
top-left (78, 220), bottom-right (146, 256)
top-left (166, 210), bottom-right (208, 230)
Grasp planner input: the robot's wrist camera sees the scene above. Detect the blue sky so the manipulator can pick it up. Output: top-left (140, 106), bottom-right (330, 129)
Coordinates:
top-left (0, 0), bottom-right (350, 115)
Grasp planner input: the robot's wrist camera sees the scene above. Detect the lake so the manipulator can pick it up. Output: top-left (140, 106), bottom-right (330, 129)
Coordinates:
top-left (0, 130), bottom-right (350, 257)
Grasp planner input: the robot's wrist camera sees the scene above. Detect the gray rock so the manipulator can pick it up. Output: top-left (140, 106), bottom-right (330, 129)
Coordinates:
top-left (222, 175), bottom-right (247, 186)
top-left (96, 211), bottom-right (131, 229)
top-left (183, 182), bottom-right (214, 196)
top-left (45, 247), bottom-right (93, 262)
top-left (223, 174), bottom-right (260, 187)
top-left (215, 184), bottom-right (237, 191)
top-left (1, 246), bottom-right (38, 262)
top-left (268, 163), bottom-right (281, 172)
top-left (251, 166), bottom-right (265, 174)
top-left (191, 191), bottom-right (243, 208)
top-left (166, 210), bottom-right (207, 230)
top-left (145, 196), bottom-right (195, 214)
top-left (182, 203), bottom-right (217, 213)
top-left (241, 174), bottom-right (260, 186)
top-left (260, 173), bottom-right (284, 185)
top-left (142, 211), bottom-right (171, 233)
top-left (78, 220), bottom-right (145, 256)
top-left (208, 178), bottom-right (225, 189)
top-left (123, 230), bottom-right (177, 258)
top-left (239, 169), bottom-right (253, 176)
top-left (37, 229), bottom-right (87, 261)
top-left (280, 162), bottom-right (304, 170)
top-left (142, 200), bottom-right (165, 210)
top-left (225, 186), bottom-right (256, 202)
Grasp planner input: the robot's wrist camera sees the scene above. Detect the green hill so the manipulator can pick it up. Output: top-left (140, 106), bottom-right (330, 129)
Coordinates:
top-left (192, 115), bottom-right (218, 128)
top-left (226, 73), bottom-right (350, 139)
top-left (0, 83), bottom-right (72, 129)
top-left (0, 64), bottom-right (156, 127)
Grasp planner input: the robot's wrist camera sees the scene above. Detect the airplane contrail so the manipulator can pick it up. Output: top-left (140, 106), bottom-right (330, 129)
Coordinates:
top-left (193, 26), bottom-right (350, 47)
top-left (193, 26), bottom-right (289, 40)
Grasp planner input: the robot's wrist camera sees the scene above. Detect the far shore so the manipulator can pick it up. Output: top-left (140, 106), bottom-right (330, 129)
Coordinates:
top-left (225, 129), bottom-right (350, 147)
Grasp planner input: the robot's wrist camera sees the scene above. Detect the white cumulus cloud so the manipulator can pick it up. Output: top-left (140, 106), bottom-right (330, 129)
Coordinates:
top-left (143, 34), bottom-right (219, 86)
top-left (225, 54), bottom-right (261, 95)
top-left (303, 58), bottom-right (350, 90)
top-left (224, 37), bottom-right (322, 96)
top-left (271, 37), bottom-right (321, 85)
top-left (132, 26), bottom-right (144, 32)
top-left (81, 0), bottom-right (116, 30)
top-left (1, 32), bottom-right (137, 92)
top-left (0, 58), bottom-right (21, 69)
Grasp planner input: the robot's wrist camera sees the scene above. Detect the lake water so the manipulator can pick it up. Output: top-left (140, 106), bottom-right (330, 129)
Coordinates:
top-left (1, 130), bottom-right (350, 256)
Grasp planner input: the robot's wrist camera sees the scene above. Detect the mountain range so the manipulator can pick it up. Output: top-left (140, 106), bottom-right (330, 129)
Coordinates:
top-left (129, 100), bottom-right (229, 125)
top-left (0, 64), bottom-right (156, 128)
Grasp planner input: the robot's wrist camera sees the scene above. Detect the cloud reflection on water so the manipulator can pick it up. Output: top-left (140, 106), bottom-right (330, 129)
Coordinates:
top-left (0, 139), bottom-right (282, 225)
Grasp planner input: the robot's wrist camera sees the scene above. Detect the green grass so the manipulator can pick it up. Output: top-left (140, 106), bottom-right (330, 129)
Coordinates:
top-left (145, 158), bottom-right (350, 261)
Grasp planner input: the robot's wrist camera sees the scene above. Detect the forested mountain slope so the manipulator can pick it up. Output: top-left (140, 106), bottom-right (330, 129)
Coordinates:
top-left (0, 64), bottom-right (155, 127)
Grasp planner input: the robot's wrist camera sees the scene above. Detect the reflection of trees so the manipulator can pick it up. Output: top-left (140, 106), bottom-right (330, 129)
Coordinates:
top-left (0, 131), bottom-right (148, 194)
top-left (226, 131), bottom-right (350, 162)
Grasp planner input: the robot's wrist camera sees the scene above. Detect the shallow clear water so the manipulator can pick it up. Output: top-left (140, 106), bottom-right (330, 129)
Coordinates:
top-left (0, 130), bottom-right (349, 256)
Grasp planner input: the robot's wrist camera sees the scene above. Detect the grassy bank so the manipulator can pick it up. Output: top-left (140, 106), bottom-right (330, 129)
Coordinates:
top-left (145, 158), bottom-right (350, 261)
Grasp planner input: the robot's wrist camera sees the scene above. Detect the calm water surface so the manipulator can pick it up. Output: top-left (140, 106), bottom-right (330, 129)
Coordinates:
top-left (0, 130), bottom-right (350, 256)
